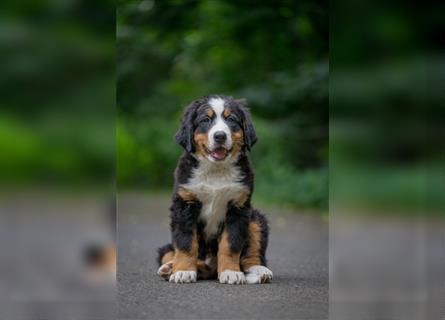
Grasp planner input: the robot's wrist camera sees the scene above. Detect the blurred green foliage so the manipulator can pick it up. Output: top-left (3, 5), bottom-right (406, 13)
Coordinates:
top-left (330, 1), bottom-right (445, 214)
top-left (117, 0), bottom-right (328, 210)
top-left (0, 0), bottom-right (115, 187)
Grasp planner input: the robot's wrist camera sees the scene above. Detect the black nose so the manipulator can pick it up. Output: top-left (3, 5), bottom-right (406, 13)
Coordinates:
top-left (214, 131), bottom-right (227, 144)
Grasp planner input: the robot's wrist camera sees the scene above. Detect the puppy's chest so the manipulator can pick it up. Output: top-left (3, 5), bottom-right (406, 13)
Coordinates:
top-left (182, 165), bottom-right (246, 238)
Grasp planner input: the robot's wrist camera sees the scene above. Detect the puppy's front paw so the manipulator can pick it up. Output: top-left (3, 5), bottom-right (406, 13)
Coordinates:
top-left (219, 270), bottom-right (246, 285)
top-left (245, 265), bottom-right (273, 284)
top-left (169, 270), bottom-right (197, 283)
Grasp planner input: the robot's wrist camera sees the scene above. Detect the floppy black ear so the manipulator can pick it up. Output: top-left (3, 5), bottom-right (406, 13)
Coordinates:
top-left (175, 102), bottom-right (198, 153)
top-left (236, 99), bottom-right (257, 150)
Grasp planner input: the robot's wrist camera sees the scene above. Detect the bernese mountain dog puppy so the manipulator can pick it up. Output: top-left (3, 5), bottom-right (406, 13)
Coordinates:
top-left (157, 95), bottom-right (273, 285)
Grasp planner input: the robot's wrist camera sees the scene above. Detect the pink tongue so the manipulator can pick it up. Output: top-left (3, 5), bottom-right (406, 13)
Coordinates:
top-left (211, 148), bottom-right (227, 160)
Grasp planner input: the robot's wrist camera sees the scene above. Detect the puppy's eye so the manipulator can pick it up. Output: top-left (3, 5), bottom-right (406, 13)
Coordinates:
top-left (199, 117), bottom-right (211, 124)
top-left (226, 115), bottom-right (239, 123)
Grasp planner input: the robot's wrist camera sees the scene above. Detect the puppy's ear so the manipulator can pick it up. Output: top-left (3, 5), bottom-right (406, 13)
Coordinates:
top-left (236, 99), bottom-right (257, 150)
top-left (175, 102), bottom-right (198, 153)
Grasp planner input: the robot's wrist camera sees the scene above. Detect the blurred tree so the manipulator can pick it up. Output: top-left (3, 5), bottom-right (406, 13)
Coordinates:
top-left (117, 0), bottom-right (328, 209)
top-left (0, 0), bottom-right (115, 186)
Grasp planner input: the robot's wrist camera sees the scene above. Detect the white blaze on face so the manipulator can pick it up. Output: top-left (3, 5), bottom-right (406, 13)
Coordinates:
top-left (208, 98), bottom-right (232, 151)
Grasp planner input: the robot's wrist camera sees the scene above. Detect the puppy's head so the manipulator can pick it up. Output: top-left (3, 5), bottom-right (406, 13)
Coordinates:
top-left (175, 95), bottom-right (257, 162)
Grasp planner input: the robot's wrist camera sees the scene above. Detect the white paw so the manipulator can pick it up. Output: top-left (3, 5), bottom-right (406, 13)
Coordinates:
top-left (219, 270), bottom-right (246, 285)
top-left (169, 270), bottom-right (197, 283)
top-left (245, 265), bottom-right (273, 284)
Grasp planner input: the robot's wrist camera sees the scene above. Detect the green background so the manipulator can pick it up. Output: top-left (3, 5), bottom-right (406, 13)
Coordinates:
top-left (117, 0), bottom-right (328, 210)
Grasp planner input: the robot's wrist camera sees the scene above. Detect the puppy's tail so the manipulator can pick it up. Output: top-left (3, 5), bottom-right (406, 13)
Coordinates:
top-left (157, 243), bottom-right (174, 266)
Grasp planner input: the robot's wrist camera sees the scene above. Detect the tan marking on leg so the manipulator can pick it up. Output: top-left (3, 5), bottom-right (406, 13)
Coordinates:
top-left (241, 221), bottom-right (262, 271)
top-left (234, 189), bottom-right (250, 208)
top-left (161, 250), bottom-right (174, 265)
top-left (172, 232), bottom-right (198, 272)
top-left (217, 231), bottom-right (241, 273)
top-left (177, 187), bottom-right (197, 203)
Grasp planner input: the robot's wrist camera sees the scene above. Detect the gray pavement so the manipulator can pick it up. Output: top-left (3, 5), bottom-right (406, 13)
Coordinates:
top-left (117, 193), bottom-right (328, 320)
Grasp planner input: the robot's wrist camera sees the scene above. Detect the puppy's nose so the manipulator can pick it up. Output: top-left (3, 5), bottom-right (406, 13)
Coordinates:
top-left (214, 131), bottom-right (227, 144)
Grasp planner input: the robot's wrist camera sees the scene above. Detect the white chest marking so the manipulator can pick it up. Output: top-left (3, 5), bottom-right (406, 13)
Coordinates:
top-left (182, 161), bottom-right (246, 239)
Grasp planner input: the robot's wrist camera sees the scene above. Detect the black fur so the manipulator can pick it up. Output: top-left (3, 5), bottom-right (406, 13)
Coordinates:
top-left (174, 153), bottom-right (198, 186)
top-left (169, 194), bottom-right (201, 252)
top-left (225, 202), bottom-right (251, 253)
top-left (235, 154), bottom-right (255, 197)
top-left (175, 104), bottom-right (196, 153)
top-left (197, 221), bottom-right (208, 260)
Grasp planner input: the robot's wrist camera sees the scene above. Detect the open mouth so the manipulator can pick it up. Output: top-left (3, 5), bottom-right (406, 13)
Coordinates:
top-left (205, 146), bottom-right (229, 161)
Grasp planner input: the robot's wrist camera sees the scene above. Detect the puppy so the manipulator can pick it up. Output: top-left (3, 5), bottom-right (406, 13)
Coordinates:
top-left (157, 95), bottom-right (273, 284)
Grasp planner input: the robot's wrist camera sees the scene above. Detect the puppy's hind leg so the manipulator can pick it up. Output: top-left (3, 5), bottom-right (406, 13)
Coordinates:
top-left (241, 210), bottom-right (273, 284)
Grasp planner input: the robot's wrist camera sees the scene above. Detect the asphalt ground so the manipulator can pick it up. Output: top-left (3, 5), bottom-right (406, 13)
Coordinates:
top-left (117, 193), bottom-right (328, 320)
